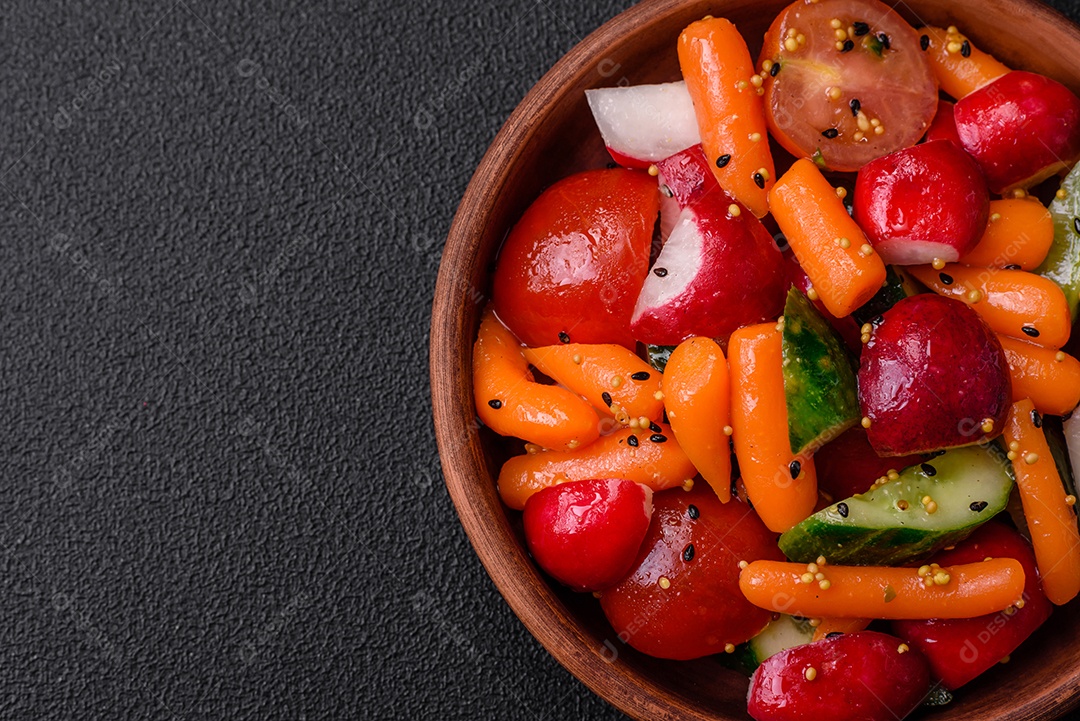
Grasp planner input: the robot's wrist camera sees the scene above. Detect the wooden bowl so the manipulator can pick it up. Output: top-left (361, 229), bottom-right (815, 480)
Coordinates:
top-left (431, 1), bottom-right (1080, 718)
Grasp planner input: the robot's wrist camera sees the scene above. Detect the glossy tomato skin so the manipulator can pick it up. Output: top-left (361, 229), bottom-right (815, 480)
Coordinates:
top-left (523, 478), bottom-right (653, 592)
top-left (854, 140), bottom-right (989, 264)
top-left (955, 71), bottom-right (1080, 193)
top-left (748, 631), bottom-right (931, 721)
top-left (599, 485), bottom-right (782, 660)
top-left (925, 100), bottom-right (962, 146)
top-left (760, 0), bottom-right (937, 172)
top-left (859, 295), bottom-right (1011, 456)
top-left (892, 522), bottom-right (1052, 689)
top-left (492, 168), bottom-right (660, 349)
top-left (815, 426), bottom-right (926, 501)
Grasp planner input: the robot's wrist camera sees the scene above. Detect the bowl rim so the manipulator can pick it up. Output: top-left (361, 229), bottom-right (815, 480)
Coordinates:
top-left (430, 0), bottom-right (1080, 718)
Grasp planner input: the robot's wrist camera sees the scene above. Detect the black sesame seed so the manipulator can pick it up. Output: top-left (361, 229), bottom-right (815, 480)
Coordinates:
top-left (822, 128), bottom-right (840, 139)
top-left (939, 272), bottom-right (954, 285)
top-left (683, 544), bottom-right (696, 562)
top-left (877, 32), bottom-right (891, 50)
top-left (837, 502), bottom-right (849, 518)
top-left (961, 39), bottom-right (971, 58)
top-left (789, 460), bottom-right (802, 479)
top-left (853, 21), bottom-right (870, 36)
top-left (1022, 326), bottom-right (1041, 338)
top-left (688, 504), bottom-right (700, 519)
top-left (920, 34), bottom-right (930, 51)
top-left (841, 39), bottom-right (855, 53)
top-left (601, 391), bottom-right (613, 406)
top-left (753, 172), bottom-right (766, 189)
top-left (1073, 217), bottom-right (1080, 235)
top-left (716, 154), bottom-right (732, 168)
top-left (488, 399), bottom-right (502, 409)
top-left (650, 422), bottom-right (662, 433)
top-left (826, 632), bottom-right (845, 639)
top-left (850, 98), bottom-right (861, 116)
top-left (660, 184), bottom-right (673, 198)
top-left (654, 267), bottom-right (668, 277)
top-left (871, 315), bottom-right (884, 326)
top-left (558, 331), bottom-right (570, 343)
top-left (771, 61), bottom-right (781, 77)
top-left (970, 500), bottom-right (989, 513)
top-left (650, 434), bottom-right (667, 443)
top-left (1004, 264), bottom-right (1021, 270)
top-left (1032, 409), bottom-right (1043, 428)
top-left (921, 463), bottom-right (938, 477)
top-left (631, 371), bottom-right (651, 381)
top-left (932, 450), bottom-right (947, 458)
top-left (627, 434), bottom-right (639, 447)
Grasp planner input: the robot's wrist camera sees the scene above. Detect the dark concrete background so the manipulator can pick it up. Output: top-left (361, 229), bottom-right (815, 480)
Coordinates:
top-left (1, 1), bottom-right (1078, 719)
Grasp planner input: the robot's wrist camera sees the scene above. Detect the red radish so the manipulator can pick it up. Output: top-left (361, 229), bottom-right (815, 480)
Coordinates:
top-left (954, 70), bottom-right (1080, 193)
top-left (815, 426), bottom-right (926, 502)
top-left (892, 522), bottom-right (1052, 689)
top-left (747, 631), bottom-right (931, 721)
top-left (523, 479), bottom-right (653, 592)
top-left (925, 100), bottom-right (962, 146)
top-left (854, 140), bottom-right (989, 265)
top-left (585, 82), bottom-right (701, 168)
top-left (631, 146), bottom-right (786, 345)
top-left (859, 295), bottom-right (1011, 456)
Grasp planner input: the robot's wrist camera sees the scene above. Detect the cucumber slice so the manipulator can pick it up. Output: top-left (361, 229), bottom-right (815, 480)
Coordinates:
top-left (779, 445), bottom-right (1014, 566)
top-left (782, 287), bottom-right (859, 454)
top-left (723, 615), bottom-right (815, 675)
top-left (851, 266), bottom-right (919, 326)
top-left (1037, 164), bottom-right (1080, 319)
top-left (646, 344), bottom-right (675, 373)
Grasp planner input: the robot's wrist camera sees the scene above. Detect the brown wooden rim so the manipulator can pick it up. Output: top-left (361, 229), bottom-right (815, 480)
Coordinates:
top-left (430, 0), bottom-right (1080, 718)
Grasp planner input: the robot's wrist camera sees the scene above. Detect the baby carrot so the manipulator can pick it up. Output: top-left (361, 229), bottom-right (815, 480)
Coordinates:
top-left (739, 558), bottom-right (1026, 619)
top-left (1004, 399), bottom-right (1080, 605)
top-left (770, 159), bottom-right (887, 318)
top-left (679, 17), bottom-right (773, 218)
top-left (960, 199), bottom-right (1054, 270)
top-left (663, 337), bottom-right (732, 502)
top-left (920, 26), bottom-right (1011, 100)
top-left (497, 424), bottom-right (696, 511)
top-left (811, 618), bottom-right (871, 643)
top-left (997, 335), bottom-right (1080, 416)
top-left (522, 343), bottom-right (664, 423)
top-left (729, 323), bottom-right (817, 533)
top-left (474, 309), bottom-right (600, 451)
top-left (910, 264), bottom-right (1072, 348)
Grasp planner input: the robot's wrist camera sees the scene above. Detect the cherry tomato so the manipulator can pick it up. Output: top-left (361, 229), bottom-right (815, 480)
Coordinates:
top-left (760, 0), bottom-right (937, 172)
top-left (599, 485), bottom-right (782, 660)
top-left (492, 168), bottom-right (660, 349)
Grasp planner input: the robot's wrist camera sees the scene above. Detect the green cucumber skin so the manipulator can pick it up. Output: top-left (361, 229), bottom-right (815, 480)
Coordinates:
top-left (1037, 166), bottom-right (1080, 319)
top-left (851, 266), bottom-right (917, 326)
top-left (724, 615), bottom-right (815, 675)
top-left (780, 445), bottom-right (1014, 566)
top-left (782, 287), bottom-right (859, 455)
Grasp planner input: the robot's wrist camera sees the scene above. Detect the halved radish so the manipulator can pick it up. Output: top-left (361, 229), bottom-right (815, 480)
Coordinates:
top-left (585, 82), bottom-right (701, 168)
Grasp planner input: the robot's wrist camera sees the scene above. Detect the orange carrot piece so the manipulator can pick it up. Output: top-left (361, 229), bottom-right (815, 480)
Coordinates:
top-left (998, 335), bottom-right (1080, 415)
top-left (739, 559), bottom-right (1026, 619)
top-left (811, 618), bottom-right (871, 643)
top-left (522, 344), bottom-right (663, 423)
top-left (921, 26), bottom-right (1011, 100)
top-left (663, 337), bottom-right (732, 502)
top-left (497, 424), bottom-right (696, 511)
top-left (960, 199), bottom-right (1054, 270)
top-left (729, 323), bottom-right (817, 533)
top-left (1004, 399), bottom-right (1080, 605)
top-left (910, 264), bottom-right (1072, 348)
top-left (679, 17), bottom-right (773, 218)
top-left (474, 309), bottom-right (600, 451)
top-left (769, 159), bottom-right (887, 317)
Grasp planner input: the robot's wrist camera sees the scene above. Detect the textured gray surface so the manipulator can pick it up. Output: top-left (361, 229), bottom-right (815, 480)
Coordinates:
top-left (2, 1), bottom-right (1080, 719)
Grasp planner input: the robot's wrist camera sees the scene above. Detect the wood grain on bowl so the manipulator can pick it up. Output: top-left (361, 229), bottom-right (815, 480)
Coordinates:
top-left (430, 1), bottom-right (1080, 719)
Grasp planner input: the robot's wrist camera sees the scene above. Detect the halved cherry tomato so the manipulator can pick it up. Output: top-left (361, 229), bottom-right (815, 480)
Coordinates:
top-left (760, 0), bottom-right (938, 172)
top-left (492, 168), bottom-right (659, 349)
